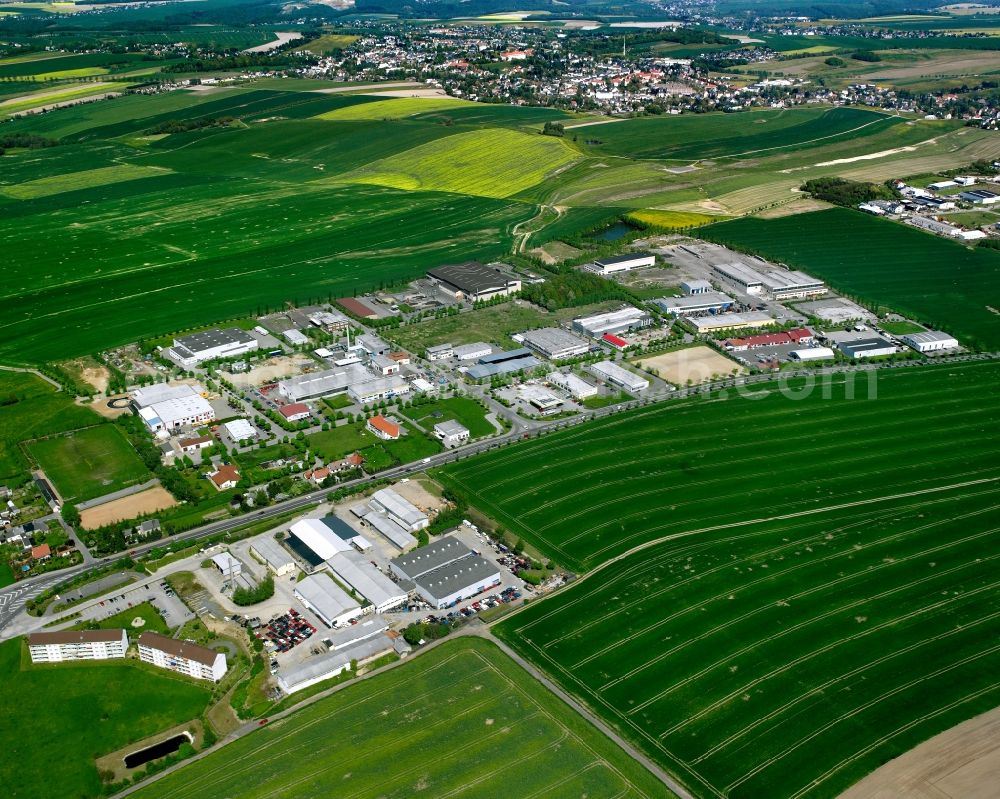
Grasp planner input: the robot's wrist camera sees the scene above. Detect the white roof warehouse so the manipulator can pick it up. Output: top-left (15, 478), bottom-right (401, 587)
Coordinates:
top-left (389, 535), bottom-right (500, 609)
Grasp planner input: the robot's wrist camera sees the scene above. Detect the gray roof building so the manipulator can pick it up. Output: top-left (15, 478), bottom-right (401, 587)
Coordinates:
top-left (427, 262), bottom-right (521, 301)
top-left (326, 550), bottom-right (409, 613)
top-left (519, 327), bottom-right (591, 360)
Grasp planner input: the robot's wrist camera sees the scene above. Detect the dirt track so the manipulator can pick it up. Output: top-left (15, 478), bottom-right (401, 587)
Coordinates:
top-left (80, 486), bottom-right (177, 529)
top-left (839, 704), bottom-right (1000, 798)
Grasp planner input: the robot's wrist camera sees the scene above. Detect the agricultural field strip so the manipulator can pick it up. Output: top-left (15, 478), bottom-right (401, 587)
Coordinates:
top-left (523, 484), bottom-right (1000, 648)
top-left (150, 646), bottom-right (653, 799)
top-left (443, 383), bottom-right (999, 563)
top-left (563, 493), bottom-right (1000, 667)
top-left (500, 488), bottom-right (1000, 799)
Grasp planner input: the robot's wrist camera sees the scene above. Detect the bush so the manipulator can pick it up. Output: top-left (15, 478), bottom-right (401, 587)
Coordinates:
top-left (232, 575), bottom-right (275, 606)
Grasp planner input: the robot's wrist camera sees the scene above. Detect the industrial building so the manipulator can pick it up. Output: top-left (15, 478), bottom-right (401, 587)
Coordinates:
top-left (321, 514), bottom-right (373, 552)
top-left (712, 261), bottom-right (765, 294)
top-left (547, 371), bottom-right (599, 399)
top-left (465, 348), bottom-right (541, 380)
top-left (278, 366), bottom-right (361, 403)
top-left (907, 215), bottom-right (962, 237)
top-left (249, 537), bottom-right (297, 576)
top-left (901, 330), bottom-right (959, 353)
top-left (726, 328), bottom-right (813, 351)
top-left (28, 629), bottom-right (128, 663)
top-left (279, 403), bottom-right (311, 422)
top-left (518, 327), bottom-right (591, 360)
top-left (434, 420), bottom-right (470, 446)
top-left (959, 189), bottom-right (999, 205)
top-left (426, 343), bottom-right (454, 361)
top-left (168, 327), bottom-right (258, 367)
top-left (712, 262), bottom-right (825, 300)
top-left (453, 342), bottom-right (494, 361)
top-left (210, 551), bottom-right (242, 578)
top-left (223, 418), bottom-right (255, 442)
top-left (138, 631), bottom-right (227, 682)
top-left (368, 488), bottom-right (428, 532)
top-left (427, 262), bottom-right (521, 302)
top-left (681, 279), bottom-right (713, 295)
top-left (131, 383), bottom-right (204, 410)
top-left (837, 338), bottom-right (897, 359)
top-left (656, 293), bottom-right (735, 316)
top-left (138, 394), bottom-right (215, 434)
top-left (289, 518), bottom-right (353, 563)
top-left (278, 635), bottom-right (395, 695)
top-left (789, 347), bottom-right (835, 362)
top-left (293, 574), bottom-right (362, 627)
top-left (284, 329), bottom-right (309, 346)
top-left (573, 307), bottom-right (652, 338)
top-left (390, 535), bottom-right (501, 609)
top-left (362, 511), bottom-right (417, 551)
top-left (348, 375), bottom-right (409, 405)
top-left (307, 309), bottom-right (350, 332)
top-left (590, 253), bottom-right (656, 275)
top-left (687, 312), bottom-right (775, 335)
top-left (589, 361), bottom-right (649, 392)
top-left (326, 550), bottom-right (408, 613)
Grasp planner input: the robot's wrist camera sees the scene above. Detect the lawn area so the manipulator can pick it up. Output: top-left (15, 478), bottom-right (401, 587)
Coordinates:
top-left (403, 396), bottom-right (495, 438)
top-left (0, 562), bottom-right (13, 587)
top-left (0, 637), bottom-right (210, 799)
top-left (496, 482), bottom-right (1000, 799)
top-left (27, 424), bottom-right (151, 503)
top-left (76, 600), bottom-right (170, 637)
top-left (698, 208), bottom-right (1000, 349)
top-left (128, 637), bottom-right (669, 799)
top-left (0, 371), bottom-right (105, 486)
top-left (436, 360), bottom-right (1000, 572)
top-left (308, 420), bottom-right (440, 470)
top-left (880, 320), bottom-right (926, 335)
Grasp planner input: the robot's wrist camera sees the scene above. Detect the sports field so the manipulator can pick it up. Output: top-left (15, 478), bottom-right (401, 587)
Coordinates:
top-left (129, 637), bottom-right (669, 799)
top-left (496, 482), bottom-right (1000, 799)
top-left (436, 361), bottom-right (1000, 572)
top-left (27, 424), bottom-right (151, 503)
top-left (699, 208), bottom-right (1000, 349)
top-left (0, 637), bottom-right (210, 799)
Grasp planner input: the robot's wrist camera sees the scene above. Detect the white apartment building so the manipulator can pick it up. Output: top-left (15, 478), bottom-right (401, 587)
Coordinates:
top-left (138, 631), bottom-right (227, 682)
top-left (28, 629), bottom-right (128, 663)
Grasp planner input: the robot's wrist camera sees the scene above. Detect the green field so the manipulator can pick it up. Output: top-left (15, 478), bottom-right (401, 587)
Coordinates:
top-left (0, 637), bottom-right (210, 799)
top-left (404, 396), bottom-right (495, 438)
top-left (78, 600), bottom-right (170, 636)
top-left (699, 208), bottom-right (1000, 349)
top-left (308, 420), bottom-right (441, 470)
top-left (128, 637), bottom-right (669, 799)
top-left (0, 371), bottom-right (104, 485)
top-left (27, 424), bottom-right (151, 502)
top-left (315, 95), bottom-right (477, 121)
top-left (496, 482), bottom-right (1000, 799)
top-left (436, 361), bottom-right (1000, 572)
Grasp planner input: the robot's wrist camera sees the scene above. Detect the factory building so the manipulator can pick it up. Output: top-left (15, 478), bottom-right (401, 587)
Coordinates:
top-left (249, 537), bottom-right (297, 576)
top-left (453, 342), bottom-right (494, 361)
top-left (789, 347), bottom-right (835, 362)
top-left (138, 394), bottom-right (215, 434)
top-left (901, 330), bottom-right (959, 353)
top-left (687, 312), bottom-right (775, 335)
top-left (572, 306), bottom-right (652, 338)
top-left (589, 361), bottom-right (649, 393)
top-left (131, 383), bottom-right (204, 410)
top-left (138, 632), bottom-right (227, 682)
top-left (293, 574), bottom-right (362, 628)
top-left (289, 518), bottom-right (353, 563)
top-left (168, 327), bottom-right (258, 367)
top-left (712, 262), bottom-right (765, 295)
top-left (518, 327), bottom-right (591, 360)
top-left (427, 262), bottom-right (521, 302)
top-left (390, 535), bottom-right (501, 610)
top-left (517, 385), bottom-right (564, 414)
top-left (547, 371), bottom-right (599, 399)
top-left (28, 629), bottom-right (128, 664)
top-left (426, 343), bottom-right (454, 361)
top-left (656, 293), bottom-right (735, 316)
top-left (362, 511), bottom-right (417, 551)
top-left (348, 375), bottom-right (409, 405)
top-left (712, 262), bottom-right (824, 300)
top-left (681, 279), bottom-right (713, 295)
top-left (837, 338), bottom-right (897, 359)
top-left (326, 550), bottom-right (408, 614)
top-left (278, 366), bottom-right (360, 403)
top-left (590, 253), bottom-right (656, 275)
top-left (223, 418), bottom-right (255, 442)
top-left (368, 488), bottom-right (428, 532)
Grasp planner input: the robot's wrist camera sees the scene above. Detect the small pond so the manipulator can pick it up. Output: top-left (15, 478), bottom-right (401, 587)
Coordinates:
top-left (124, 732), bottom-right (191, 769)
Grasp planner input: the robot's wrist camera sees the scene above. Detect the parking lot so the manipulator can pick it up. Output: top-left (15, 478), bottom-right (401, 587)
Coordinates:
top-left (73, 577), bottom-right (194, 629)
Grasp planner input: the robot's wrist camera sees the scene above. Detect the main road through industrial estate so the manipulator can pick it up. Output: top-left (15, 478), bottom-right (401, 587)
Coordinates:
top-left (1, 355), bottom-right (988, 637)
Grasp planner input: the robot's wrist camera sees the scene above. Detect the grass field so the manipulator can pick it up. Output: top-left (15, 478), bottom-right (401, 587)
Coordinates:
top-left (128, 637), bottom-right (669, 799)
top-left (0, 371), bottom-right (104, 485)
top-left (315, 96), bottom-right (476, 121)
top-left (341, 127), bottom-right (580, 199)
top-left (27, 424), bottom-right (151, 503)
top-left (77, 600), bottom-right (171, 636)
top-left (308, 420), bottom-right (441, 470)
top-left (404, 396), bottom-right (495, 438)
top-left (1, 164), bottom-right (169, 199)
top-left (699, 208), bottom-right (1000, 349)
top-left (0, 637), bottom-right (210, 799)
top-left (436, 361), bottom-right (1000, 572)
top-left (298, 33), bottom-right (358, 54)
top-left (496, 482), bottom-right (1000, 799)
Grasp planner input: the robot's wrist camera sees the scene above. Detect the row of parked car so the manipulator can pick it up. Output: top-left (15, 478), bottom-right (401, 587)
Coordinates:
top-left (256, 608), bottom-right (316, 653)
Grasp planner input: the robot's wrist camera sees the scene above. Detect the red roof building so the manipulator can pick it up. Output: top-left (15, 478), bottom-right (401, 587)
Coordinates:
top-left (209, 464), bottom-right (241, 491)
top-left (337, 297), bottom-right (379, 320)
top-left (602, 333), bottom-right (629, 348)
top-left (279, 403), bottom-right (310, 421)
top-left (367, 415), bottom-right (400, 440)
top-left (31, 544), bottom-right (51, 560)
top-left (726, 328), bottom-right (813, 351)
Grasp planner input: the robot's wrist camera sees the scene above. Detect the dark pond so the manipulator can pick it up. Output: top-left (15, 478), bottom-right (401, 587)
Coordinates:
top-left (124, 733), bottom-right (189, 768)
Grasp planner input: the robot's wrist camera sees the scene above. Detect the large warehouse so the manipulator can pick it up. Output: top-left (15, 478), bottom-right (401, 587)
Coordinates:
top-left (389, 535), bottom-right (500, 609)
top-left (687, 311), bottom-right (775, 334)
top-left (288, 518), bottom-right (352, 565)
top-left (138, 394), bottom-right (215, 434)
top-left (293, 574), bottom-right (361, 628)
top-left (168, 327), bottom-right (259, 367)
top-left (656, 293), bottom-right (735, 317)
top-left (837, 338), bottom-right (897, 359)
top-left (590, 253), bottom-right (656, 275)
top-left (368, 488), bottom-right (428, 532)
top-left (590, 361), bottom-right (649, 393)
top-left (900, 330), bottom-right (959, 353)
top-left (427, 262), bottom-right (521, 302)
top-left (573, 306), bottom-right (652, 338)
top-left (547, 371), bottom-right (599, 399)
top-left (249, 537), bottom-right (297, 576)
top-left (518, 327), bottom-right (591, 360)
top-left (327, 550), bottom-right (408, 614)
top-left (363, 511), bottom-right (417, 551)
top-left (712, 262), bottom-right (825, 300)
